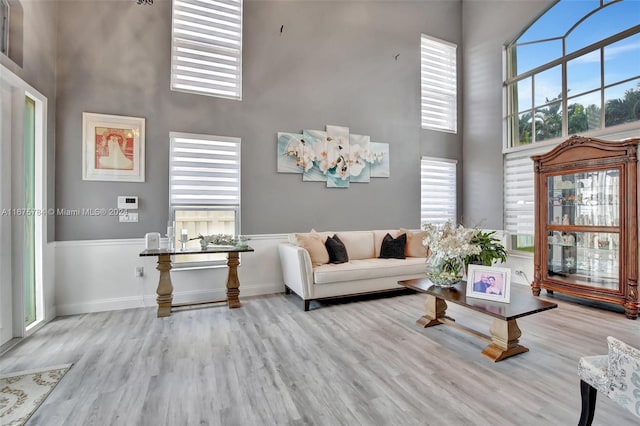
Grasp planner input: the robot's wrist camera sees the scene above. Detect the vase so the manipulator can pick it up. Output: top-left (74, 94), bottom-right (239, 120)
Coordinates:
top-left (425, 252), bottom-right (464, 288)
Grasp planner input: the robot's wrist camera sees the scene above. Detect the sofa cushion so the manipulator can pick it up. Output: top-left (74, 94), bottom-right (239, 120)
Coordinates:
top-left (400, 228), bottom-right (429, 258)
top-left (379, 233), bottom-right (407, 259)
top-left (325, 234), bottom-right (349, 264)
top-left (336, 231), bottom-right (375, 260)
top-left (313, 257), bottom-right (426, 284)
top-left (295, 232), bottom-right (330, 267)
top-left (290, 229), bottom-right (332, 245)
top-left (373, 230), bottom-right (401, 257)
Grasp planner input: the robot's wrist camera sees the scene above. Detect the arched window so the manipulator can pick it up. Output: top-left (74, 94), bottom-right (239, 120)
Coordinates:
top-left (504, 0), bottom-right (640, 147)
top-left (504, 0), bottom-right (640, 253)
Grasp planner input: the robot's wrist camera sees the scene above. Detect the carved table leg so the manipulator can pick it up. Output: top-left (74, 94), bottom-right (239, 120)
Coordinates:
top-left (481, 318), bottom-right (529, 362)
top-left (156, 254), bottom-right (173, 318)
top-left (417, 294), bottom-right (447, 328)
top-left (226, 252), bottom-right (241, 308)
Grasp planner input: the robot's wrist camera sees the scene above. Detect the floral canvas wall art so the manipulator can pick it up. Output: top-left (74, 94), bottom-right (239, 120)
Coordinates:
top-left (349, 134), bottom-right (371, 183)
top-left (370, 142), bottom-right (390, 178)
top-left (326, 125), bottom-right (350, 188)
top-left (277, 132), bottom-right (305, 173)
top-left (302, 130), bottom-right (330, 182)
top-left (277, 124), bottom-right (389, 188)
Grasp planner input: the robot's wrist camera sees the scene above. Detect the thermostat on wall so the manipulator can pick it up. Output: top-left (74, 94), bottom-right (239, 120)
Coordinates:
top-left (117, 196), bottom-right (138, 210)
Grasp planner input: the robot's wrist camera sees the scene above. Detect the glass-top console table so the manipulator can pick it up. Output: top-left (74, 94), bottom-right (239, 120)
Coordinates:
top-left (140, 246), bottom-right (254, 317)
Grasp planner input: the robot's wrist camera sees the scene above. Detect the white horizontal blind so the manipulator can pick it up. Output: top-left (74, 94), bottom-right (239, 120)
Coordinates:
top-left (170, 132), bottom-right (240, 206)
top-left (503, 153), bottom-right (535, 237)
top-left (421, 34), bottom-right (457, 133)
top-left (421, 157), bottom-right (457, 226)
top-left (171, 0), bottom-right (243, 100)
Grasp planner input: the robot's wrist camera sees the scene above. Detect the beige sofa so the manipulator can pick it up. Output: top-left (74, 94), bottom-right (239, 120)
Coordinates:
top-left (278, 229), bottom-right (428, 310)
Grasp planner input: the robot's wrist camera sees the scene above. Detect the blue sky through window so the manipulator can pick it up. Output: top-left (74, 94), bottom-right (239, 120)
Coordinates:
top-left (517, 0), bottom-right (599, 44)
top-left (513, 0), bottom-right (639, 116)
top-left (567, 1), bottom-right (640, 53)
top-left (604, 31), bottom-right (640, 85)
top-left (516, 0), bottom-right (640, 77)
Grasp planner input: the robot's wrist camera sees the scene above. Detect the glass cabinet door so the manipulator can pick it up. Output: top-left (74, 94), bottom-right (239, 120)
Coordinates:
top-left (547, 170), bottom-right (620, 226)
top-left (547, 230), bottom-right (619, 289)
top-left (545, 169), bottom-right (620, 290)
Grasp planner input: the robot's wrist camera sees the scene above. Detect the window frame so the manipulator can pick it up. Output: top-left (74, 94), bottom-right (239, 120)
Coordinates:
top-left (504, 1), bottom-right (640, 150)
top-left (1, 0), bottom-right (8, 56)
top-left (0, 0), bottom-right (23, 67)
top-left (1, 64), bottom-right (48, 338)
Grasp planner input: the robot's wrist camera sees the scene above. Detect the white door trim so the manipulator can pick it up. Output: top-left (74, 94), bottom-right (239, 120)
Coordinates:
top-left (0, 63), bottom-right (48, 343)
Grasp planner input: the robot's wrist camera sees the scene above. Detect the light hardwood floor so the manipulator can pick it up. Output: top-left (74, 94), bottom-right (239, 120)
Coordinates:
top-left (2, 290), bottom-right (639, 426)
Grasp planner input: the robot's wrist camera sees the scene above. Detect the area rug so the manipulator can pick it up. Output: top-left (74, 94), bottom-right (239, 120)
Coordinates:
top-left (0, 363), bottom-right (72, 426)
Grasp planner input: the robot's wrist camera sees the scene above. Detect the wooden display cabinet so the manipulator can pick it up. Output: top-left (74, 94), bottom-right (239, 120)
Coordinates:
top-left (531, 135), bottom-right (639, 319)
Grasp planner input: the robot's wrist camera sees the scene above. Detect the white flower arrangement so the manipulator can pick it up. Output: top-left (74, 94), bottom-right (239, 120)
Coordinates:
top-left (191, 233), bottom-right (237, 249)
top-left (422, 221), bottom-right (482, 259)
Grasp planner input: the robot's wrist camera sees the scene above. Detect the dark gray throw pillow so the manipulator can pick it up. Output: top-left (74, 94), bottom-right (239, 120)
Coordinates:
top-left (379, 233), bottom-right (407, 259)
top-left (325, 234), bottom-right (349, 264)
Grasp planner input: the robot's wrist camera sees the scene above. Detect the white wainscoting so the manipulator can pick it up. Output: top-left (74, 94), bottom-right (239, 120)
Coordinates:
top-left (54, 232), bottom-right (536, 316)
top-left (55, 234), bottom-right (288, 316)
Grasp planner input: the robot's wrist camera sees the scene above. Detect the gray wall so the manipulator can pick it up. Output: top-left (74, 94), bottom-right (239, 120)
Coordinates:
top-left (11, 0), bottom-right (559, 241)
top-left (1, 0), bottom-right (58, 241)
top-left (460, 0), bottom-right (553, 229)
top-left (54, 0), bottom-right (463, 240)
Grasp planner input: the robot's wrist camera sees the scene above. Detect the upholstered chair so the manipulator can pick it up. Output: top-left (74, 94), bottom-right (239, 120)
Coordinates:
top-left (578, 336), bottom-right (640, 425)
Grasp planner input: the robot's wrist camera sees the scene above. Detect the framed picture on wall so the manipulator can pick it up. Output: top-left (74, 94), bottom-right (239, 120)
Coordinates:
top-left (466, 265), bottom-right (511, 303)
top-left (82, 112), bottom-right (145, 182)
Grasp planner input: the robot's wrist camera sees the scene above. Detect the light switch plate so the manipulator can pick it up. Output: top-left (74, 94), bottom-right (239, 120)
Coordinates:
top-left (119, 212), bottom-right (139, 223)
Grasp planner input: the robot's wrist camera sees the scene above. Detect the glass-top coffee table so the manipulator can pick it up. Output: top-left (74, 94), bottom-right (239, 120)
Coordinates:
top-left (398, 278), bottom-right (558, 362)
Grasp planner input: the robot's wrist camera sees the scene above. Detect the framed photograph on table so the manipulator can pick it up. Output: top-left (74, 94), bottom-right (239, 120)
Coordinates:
top-left (466, 265), bottom-right (511, 303)
top-left (82, 112), bottom-right (145, 182)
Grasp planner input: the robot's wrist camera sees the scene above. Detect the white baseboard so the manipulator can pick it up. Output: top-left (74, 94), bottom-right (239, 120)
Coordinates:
top-left (57, 282), bottom-right (285, 316)
top-left (57, 295), bottom-right (148, 316)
